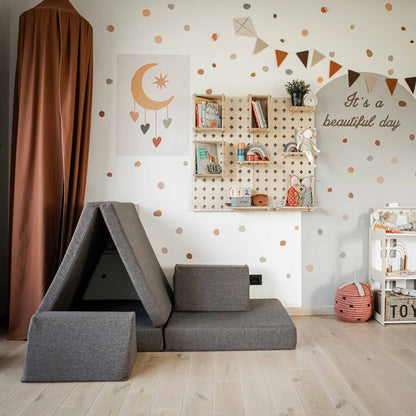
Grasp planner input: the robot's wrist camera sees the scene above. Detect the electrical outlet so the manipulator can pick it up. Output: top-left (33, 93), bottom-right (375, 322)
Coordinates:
top-left (250, 274), bottom-right (262, 285)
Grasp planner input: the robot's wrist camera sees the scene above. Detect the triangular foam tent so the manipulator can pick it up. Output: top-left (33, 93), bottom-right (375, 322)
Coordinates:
top-left (37, 201), bottom-right (173, 351)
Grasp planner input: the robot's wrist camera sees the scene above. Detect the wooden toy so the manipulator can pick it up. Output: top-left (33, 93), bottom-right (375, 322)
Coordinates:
top-left (253, 194), bottom-right (268, 206)
top-left (286, 175), bottom-right (301, 207)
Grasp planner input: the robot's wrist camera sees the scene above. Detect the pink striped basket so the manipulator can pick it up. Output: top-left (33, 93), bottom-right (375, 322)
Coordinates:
top-left (334, 282), bottom-right (373, 322)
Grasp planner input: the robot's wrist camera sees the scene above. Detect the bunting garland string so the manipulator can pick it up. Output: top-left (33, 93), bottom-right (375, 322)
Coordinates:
top-left (274, 48), bottom-right (415, 96)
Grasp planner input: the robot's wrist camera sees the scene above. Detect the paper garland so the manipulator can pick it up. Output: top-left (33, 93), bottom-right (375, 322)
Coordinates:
top-left (296, 51), bottom-right (309, 68)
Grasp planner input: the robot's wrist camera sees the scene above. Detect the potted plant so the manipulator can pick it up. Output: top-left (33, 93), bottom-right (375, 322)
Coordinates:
top-left (285, 79), bottom-right (311, 106)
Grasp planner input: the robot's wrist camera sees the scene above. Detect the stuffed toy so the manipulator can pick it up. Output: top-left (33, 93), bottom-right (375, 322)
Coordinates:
top-left (300, 176), bottom-right (314, 207)
top-left (296, 128), bottom-right (320, 166)
top-left (286, 175), bottom-right (301, 207)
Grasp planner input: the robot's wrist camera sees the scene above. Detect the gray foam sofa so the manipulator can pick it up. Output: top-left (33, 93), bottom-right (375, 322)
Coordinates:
top-left (22, 202), bottom-right (296, 382)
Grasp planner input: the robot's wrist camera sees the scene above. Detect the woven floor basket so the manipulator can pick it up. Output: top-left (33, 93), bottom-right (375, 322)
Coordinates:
top-left (334, 282), bottom-right (373, 322)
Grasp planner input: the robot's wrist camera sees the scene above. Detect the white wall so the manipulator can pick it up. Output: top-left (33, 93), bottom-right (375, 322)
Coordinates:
top-left (7, 0), bottom-right (416, 309)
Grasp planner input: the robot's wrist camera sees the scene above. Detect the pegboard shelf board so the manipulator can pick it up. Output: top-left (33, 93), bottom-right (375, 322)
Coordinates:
top-left (248, 128), bottom-right (270, 133)
top-left (194, 138), bottom-right (224, 145)
top-left (193, 173), bottom-right (224, 178)
top-left (281, 152), bottom-right (317, 157)
top-left (290, 106), bottom-right (316, 113)
top-left (229, 206), bottom-right (318, 212)
top-left (237, 161), bottom-right (270, 165)
top-left (194, 128), bottom-right (225, 133)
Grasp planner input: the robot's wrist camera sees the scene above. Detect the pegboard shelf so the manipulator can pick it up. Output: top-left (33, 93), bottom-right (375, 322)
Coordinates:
top-left (237, 160), bottom-right (270, 165)
top-left (194, 94), bottom-right (225, 132)
top-left (281, 152), bottom-right (316, 158)
top-left (278, 206), bottom-right (318, 212)
top-left (229, 206), bottom-right (318, 212)
top-left (194, 138), bottom-right (224, 145)
top-left (248, 128), bottom-right (269, 133)
top-left (193, 174), bottom-right (224, 178)
top-left (230, 206), bottom-right (271, 211)
top-left (248, 94), bottom-right (271, 132)
top-left (290, 106), bottom-right (316, 113)
top-left (194, 127), bottom-right (225, 133)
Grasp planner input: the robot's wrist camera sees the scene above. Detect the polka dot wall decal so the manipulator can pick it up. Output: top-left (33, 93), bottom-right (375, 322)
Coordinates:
top-left (280, 39), bottom-right (285, 43)
top-left (99, 111), bottom-right (105, 117)
top-left (186, 253), bottom-right (193, 259)
top-left (411, 40), bottom-right (415, 44)
top-left (262, 66), bottom-right (269, 72)
top-left (273, 13), bottom-right (277, 18)
top-left (280, 240), bottom-right (286, 246)
top-left (107, 172), bottom-right (112, 177)
top-left (401, 26), bottom-right (406, 31)
top-left (106, 25), bottom-right (114, 32)
top-left (301, 29), bottom-right (309, 36)
top-left (197, 69), bottom-right (204, 75)
top-left (317, 77), bottom-right (323, 83)
top-left (183, 161), bottom-right (189, 166)
top-left (388, 55), bottom-right (394, 61)
top-left (176, 227), bottom-right (183, 234)
top-left (142, 9), bottom-right (151, 17)
top-left (230, 53), bottom-right (237, 59)
top-left (348, 167), bottom-right (354, 173)
top-left (285, 69), bottom-right (293, 75)
top-left (329, 51), bottom-right (335, 57)
top-left (375, 140), bottom-right (380, 146)
top-left (350, 24), bottom-right (355, 30)
top-left (295, 225), bottom-right (300, 230)
top-left (259, 256), bottom-right (267, 263)
top-left (168, 4), bottom-right (174, 10)
top-left (391, 157), bottom-right (398, 164)
top-left (367, 155), bottom-right (373, 161)
top-left (161, 247), bottom-right (168, 254)
top-left (154, 36), bottom-right (162, 44)
top-left (366, 49), bottom-right (373, 57)
top-left (348, 193), bottom-right (354, 198)
top-left (321, 7), bottom-right (328, 13)
top-left (399, 100), bottom-right (407, 107)
top-left (286, 273), bottom-right (291, 278)
top-left (377, 176), bottom-right (384, 184)
top-left (342, 214), bottom-right (349, 221)
top-left (343, 138), bottom-right (348, 143)
top-left (317, 229), bottom-right (323, 235)
top-left (106, 79), bottom-right (113, 85)
top-left (306, 264), bottom-right (314, 272)
top-left (213, 229), bottom-right (220, 236)
top-left (251, 72), bottom-right (256, 77)
top-left (212, 63), bottom-right (216, 68)
top-left (212, 33), bottom-right (218, 41)
top-left (184, 25), bottom-right (190, 31)
top-left (410, 134), bottom-right (415, 141)
top-left (157, 182), bottom-right (165, 189)
top-left (385, 3), bottom-right (392, 11)
top-left (243, 3), bottom-right (251, 9)
top-left (339, 252), bottom-right (346, 258)
top-left (388, 69), bottom-right (394, 75)
top-left (239, 225), bottom-right (246, 232)
top-left (205, 89), bottom-right (212, 95)
top-left (134, 161), bottom-right (141, 167)
top-left (327, 187), bottom-right (333, 192)
top-left (153, 210), bottom-right (162, 217)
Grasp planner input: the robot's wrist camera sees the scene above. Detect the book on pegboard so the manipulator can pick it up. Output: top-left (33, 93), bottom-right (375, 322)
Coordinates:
top-left (195, 142), bottom-right (219, 174)
top-left (195, 97), bottom-right (221, 128)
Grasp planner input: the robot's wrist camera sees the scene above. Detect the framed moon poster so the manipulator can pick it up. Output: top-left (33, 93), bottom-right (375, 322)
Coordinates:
top-left (116, 55), bottom-right (190, 156)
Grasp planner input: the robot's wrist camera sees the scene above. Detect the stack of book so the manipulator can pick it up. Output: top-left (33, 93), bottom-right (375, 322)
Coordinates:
top-left (252, 100), bottom-right (267, 128)
top-left (195, 97), bottom-right (222, 128)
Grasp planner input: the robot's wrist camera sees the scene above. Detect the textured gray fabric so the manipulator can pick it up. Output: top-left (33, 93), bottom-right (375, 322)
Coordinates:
top-left (22, 311), bottom-right (136, 382)
top-left (174, 265), bottom-right (250, 312)
top-left (72, 300), bottom-right (164, 352)
top-left (165, 299), bottom-right (297, 351)
top-left (38, 202), bottom-right (172, 328)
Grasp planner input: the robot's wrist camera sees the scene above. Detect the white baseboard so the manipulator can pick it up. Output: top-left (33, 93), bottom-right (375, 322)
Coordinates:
top-left (287, 306), bottom-right (334, 316)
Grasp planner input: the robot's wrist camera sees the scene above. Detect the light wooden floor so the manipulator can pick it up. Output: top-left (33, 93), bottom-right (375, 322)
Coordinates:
top-left (1, 316), bottom-right (416, 416)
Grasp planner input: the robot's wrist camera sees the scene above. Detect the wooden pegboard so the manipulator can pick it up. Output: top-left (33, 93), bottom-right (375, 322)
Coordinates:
top-left (192, 97), bottom-right (315, 212)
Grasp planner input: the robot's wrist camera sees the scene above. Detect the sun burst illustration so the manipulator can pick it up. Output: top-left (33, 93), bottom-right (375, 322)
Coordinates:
top-left (153, 73), bottom-right (169, 90)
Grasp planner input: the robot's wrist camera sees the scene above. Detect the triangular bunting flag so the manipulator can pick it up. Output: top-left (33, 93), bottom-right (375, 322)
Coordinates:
top-left (347, 70), bottom-right (360, 87)
top-left (385, 78), bottom-right (398, 95)
top-left (405, 77), bottom-right (416, 94)
top-left (253, 38), bottom-right (268, 54)
top-left (275, 50), bottom-right (288, 67)
top-left (365, 76), bottom-right (377, 93)
top-left (329, 61), bottom-right (342, 77)
top-left (311, 50), bottom-right (325, 66)
top-left (296, 50), bottom-right (309, 68)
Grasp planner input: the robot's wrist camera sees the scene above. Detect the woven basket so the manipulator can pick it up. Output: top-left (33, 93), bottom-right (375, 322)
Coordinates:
top-left (375, 290), bottom-right (416, 322)
top-left (334, 282), bottom-right (373, 322)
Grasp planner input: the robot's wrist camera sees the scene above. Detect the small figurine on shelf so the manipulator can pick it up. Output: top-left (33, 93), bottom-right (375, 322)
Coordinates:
top-left (296, 128), bottom-right (320, 166)
top-left (286, 174), bottom-right (301, 207)
top-left (300, 176), bottom-right (314, 207)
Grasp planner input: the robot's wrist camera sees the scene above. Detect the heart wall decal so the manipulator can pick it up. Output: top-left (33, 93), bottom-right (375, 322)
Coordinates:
top-left (130, 111), bottom-right (139, 122)
top-left (163, 118), bottom-right (172, 129)
top-left (141, 123), bottom-right (150, 134)
top-left (152, 137), bottom-right (162, 148)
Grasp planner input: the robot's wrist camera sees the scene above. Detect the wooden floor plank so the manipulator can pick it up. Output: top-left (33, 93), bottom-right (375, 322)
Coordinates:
top-left (0, 361), bottom-right (26, 404)
top-left (213, 351), bottom-right (239, 382)
top-left (213, 381), bottom-right (244, 416)
top-left (0, 344), bottom-right (26, 381)
top-left (53, 407), bottom-right (88, 416)
top-left (61, 382), bottom-right (104, 409)
top-left (0, 340), bottom-right (25, 362)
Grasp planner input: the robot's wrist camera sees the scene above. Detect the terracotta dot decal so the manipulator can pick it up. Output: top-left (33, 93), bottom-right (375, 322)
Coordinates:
top-left (375, 140), bottom-right (380, 146)
top-left (350, 24), bottom-right (355, 30)
top-left (212, 63), bottom-right (216, 68)
top-left (286, 273), bottom-right (291, 279)
top-left (280, 240), bottom-right (286, 246)
top-left (342, 214), bottom-right (349, 221)
top-left (134, 161), bottom-right (141, 167)
top-left (250, 72), bottom-right (256, 77)
top-left (306, 264), bottom-right (314, 272)
top-left (161, 247), bottom-right (168, 254)
top-left (391, 157), bottom-right (398, 164)
top-left (142, 9), bottom-right (151, 17)
top-left (367, 155), bottom-right (373, 161)
top-left (157, 182), bottom-right (165, 189)
top-left (176, 227), bottom-right (183, 234)
top-left (213, 229), bottom-right (220, 236)
top-left (154, 36), bottom-right (162, 44)
top-left (197, 69), bottom-right (204, 75)
top-left (410, 134), bottom-right (415, 141)
top-left (273, 13), bottom-right (277, 18)
top-left (230, 53), bottom-right (237, 59)
top-left (259, 256), bottom-right (267, 263)
top-left (168, 4), bottom-right (174, 10)
top-left (401, 26), bottom-right (406, 31)
top-left (377, 176), bottom-right (384, 184)
top-left (327, 187), bottom-right (333, 192)
top-left (106, 172), bottom-right (112, 177)
top-left (317, 76), bottom-right (323, 83)
top-left (348, 167), bottom-right (354, 173)
top-left (212, 33), bottom-right (218, 41)
top-left (295, 225), bottom-right (300, 231)
top-left (348, 193), bottom-right (354, 199)
top-left (243, 3), bottom-right (251, 9)
top-left (399, 100), bottom-right (407, 107)
top-left (263, 66), bottom-right (269, 72)
top-left (286, 69), bottom-right (293, 75)
top-left (184, 25), bottom-right (190, 31)
top-left (302, 29), bottom-right (309, 36)
top-left (106, 79), bottom-right (113, 85)
top-left (99, 111), bottom-right (105, 117)
top-left (153, 210), bottom-right (162, 217)
top-left (239, 225), bottom-right (246, 232)
top-left (186, 253), bottom-right (193, 260)
top-left (366, 49), bottom-right (373, 57)
top-left (343, 138), bottom-right (348, 143)
top-left (339, 252), bottom-right (346, 258)
top-left (205, 89), bottom-right (212, 95)
top-left (385, 3), bottom-right (392, 11)
top-left (321, 7), bottom-right (328, 13)
top-left (107, 25), bottom-right (114, 32)
top-left (317, 229), bottom-right (323, 236)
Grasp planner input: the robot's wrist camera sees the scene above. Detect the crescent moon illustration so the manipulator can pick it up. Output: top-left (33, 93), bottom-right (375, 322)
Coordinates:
top-left (131, 63), bottom-right (174, 110)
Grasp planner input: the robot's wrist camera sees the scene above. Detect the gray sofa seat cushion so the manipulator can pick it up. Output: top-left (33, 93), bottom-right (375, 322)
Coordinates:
top-left (22, 311), bottom-right (137, 382)
top-left (164, 299), bottom-right (297, 351)
top-left (174, 265), bottom-right (250, 312)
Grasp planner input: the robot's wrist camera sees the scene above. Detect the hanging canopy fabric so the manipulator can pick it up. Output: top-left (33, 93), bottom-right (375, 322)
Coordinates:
top-left (8, 0), bottom-right (93, 340)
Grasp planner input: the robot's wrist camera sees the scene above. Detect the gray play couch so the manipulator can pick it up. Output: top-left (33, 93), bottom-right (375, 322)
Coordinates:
top-left (22, 202), bottom-right (296, 382)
